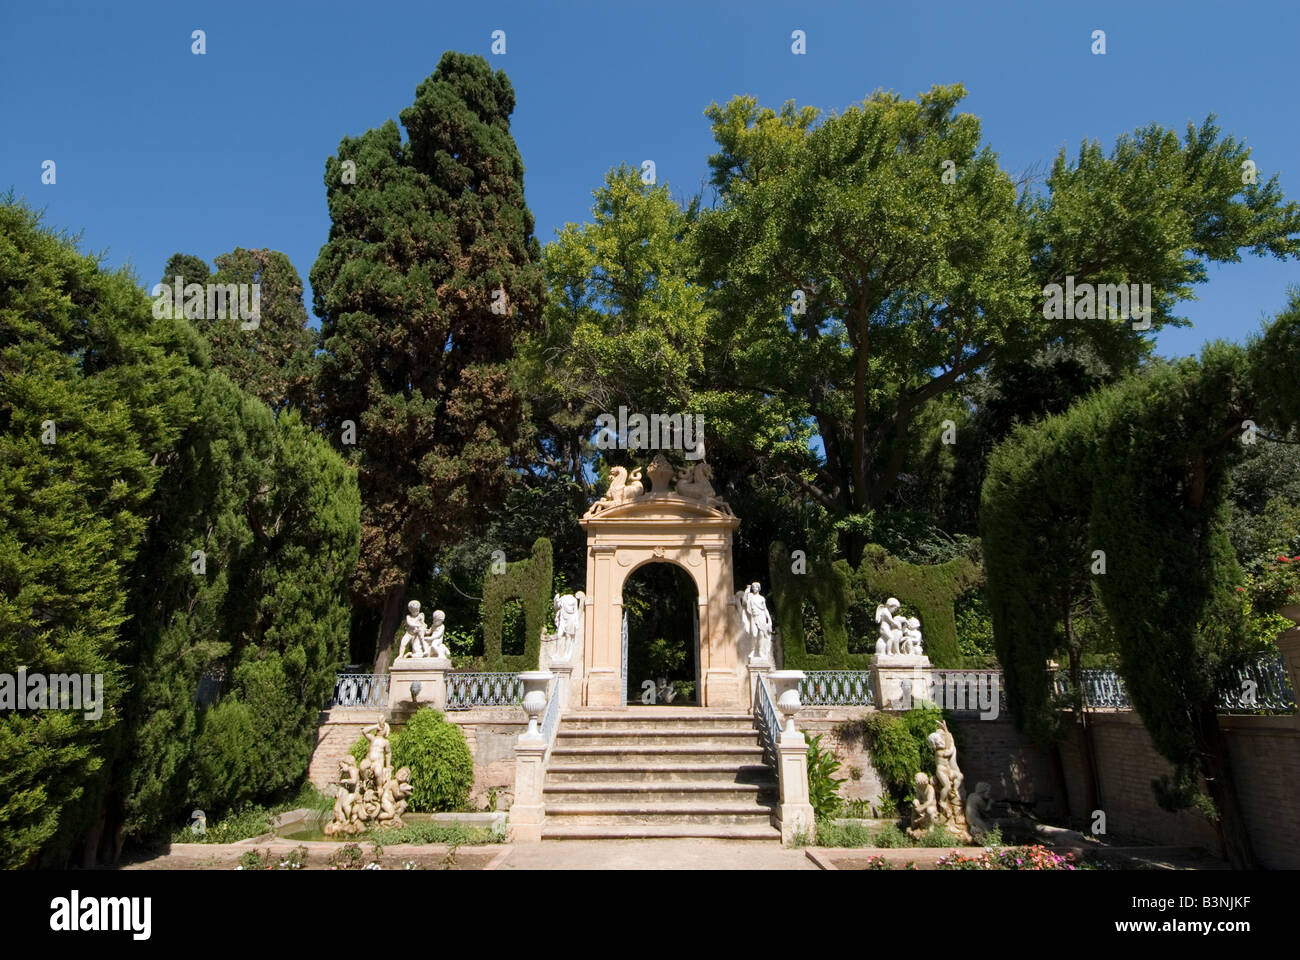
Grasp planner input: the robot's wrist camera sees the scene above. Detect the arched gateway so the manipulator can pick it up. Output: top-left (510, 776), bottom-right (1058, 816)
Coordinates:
top-left (579, 454), bottom-right (751, 709)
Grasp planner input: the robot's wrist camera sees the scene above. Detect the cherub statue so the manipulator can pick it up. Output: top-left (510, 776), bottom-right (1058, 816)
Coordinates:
top-left (900, 616), bottom-right (924, 656)
top-left (397, 600), bottom-right (429, 659)
top-left (966, 781), bottom-right (994, 839)
top-left (362, 716), bottom-right (391, 791)
top-left (910, 772), bottom-right (939, 835)
top-left (377, 766), bottom-right (414, 827)
top-left (875, 598), bottom-right (904, 655)
top-left (324, 756), bottom-right (363, 836)
top-left (425, 609), bottom-right (450, 659)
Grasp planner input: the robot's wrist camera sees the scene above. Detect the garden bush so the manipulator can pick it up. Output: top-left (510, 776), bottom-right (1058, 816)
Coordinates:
top-left (390, 710), bottom-right (474, 812)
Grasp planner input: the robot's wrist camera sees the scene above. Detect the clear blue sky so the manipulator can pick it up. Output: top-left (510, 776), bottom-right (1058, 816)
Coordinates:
top-left (4, 0), bottom-right (1298, 360)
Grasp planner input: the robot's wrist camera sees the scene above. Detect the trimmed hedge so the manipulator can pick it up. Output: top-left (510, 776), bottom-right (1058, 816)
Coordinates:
top-left (769, 542), bottom-right (981, 669)
top-left (481, 537), bottom-right (552, 671)
top-left (848, 545), bottom-right (983, 668)
top-left (768, 542), bottom-right (865, 670)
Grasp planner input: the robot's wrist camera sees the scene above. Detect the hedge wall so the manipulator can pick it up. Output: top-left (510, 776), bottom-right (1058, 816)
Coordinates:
top-left (768, 542), bottom-right (865, 670)
top-left (848, 545), bottom-right (983, 668)
top-left (769, 542), bottom-right (982, 669)
top-left (480, 537), bottom-right (552, 671)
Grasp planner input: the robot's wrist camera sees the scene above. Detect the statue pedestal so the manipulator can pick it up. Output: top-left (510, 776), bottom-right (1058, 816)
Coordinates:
top-left (388, 657), bottom-right (452, 713)
top-left (746, 657), bottom-right (773, 712)
top-left (872, 654), bottom-right (933, 711)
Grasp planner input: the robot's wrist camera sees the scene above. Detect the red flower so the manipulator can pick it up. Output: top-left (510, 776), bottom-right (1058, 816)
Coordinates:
top-left (1279, 556), bottom-right (1291, 563)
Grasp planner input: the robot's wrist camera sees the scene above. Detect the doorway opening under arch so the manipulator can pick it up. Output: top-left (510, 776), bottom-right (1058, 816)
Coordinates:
top-left (621, 561), bottom-right (700, 705)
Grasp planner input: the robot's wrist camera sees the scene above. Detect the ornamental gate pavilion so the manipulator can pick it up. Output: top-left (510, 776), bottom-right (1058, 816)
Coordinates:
top-left (578, 455), bottom-right (756, 709)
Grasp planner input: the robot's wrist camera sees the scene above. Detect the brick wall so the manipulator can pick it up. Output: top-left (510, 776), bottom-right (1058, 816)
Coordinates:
top-left (308, 706), bottom-right (527, 810)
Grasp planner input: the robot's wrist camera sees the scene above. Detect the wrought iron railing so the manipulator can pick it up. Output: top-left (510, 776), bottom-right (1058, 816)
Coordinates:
top-left (445, 672), bottom-right (524, 710)
top-left (1217, 654), bottom-right (1296, 714)
top-left (754, 676), bottom-right (782, 768)
top-left (1050, 655), bottom-right (1296, 715)
top-left (800, 671), bottom-right (874, 707)
top-left (331, 674), bottom-right (389, 710)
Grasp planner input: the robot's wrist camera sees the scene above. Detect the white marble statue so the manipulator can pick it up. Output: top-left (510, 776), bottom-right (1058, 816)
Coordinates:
top-left (734, 582), bottom-right (774, 663)
top-left (910, 772), bottom-right (939, 834)
top-left (552, 591), bottom-right (586, 662)
top-left (900, 616), bottom-right (924, 656)
top-left (396, 601), bottom-right (449, 660)
top-left (875, 598), bottom-right (904, 655)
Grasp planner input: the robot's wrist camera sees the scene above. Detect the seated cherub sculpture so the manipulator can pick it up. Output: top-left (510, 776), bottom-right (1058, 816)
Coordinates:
top-left (910, 771), bottom-right (939, 833)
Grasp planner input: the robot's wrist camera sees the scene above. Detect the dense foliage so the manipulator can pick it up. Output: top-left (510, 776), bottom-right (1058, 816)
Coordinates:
top-left (480, 538), bottom-right (552, 672)
top-left (311, 52), bottom-right (544, 672)
top-left (982, 296), bottom-right (1300, 868)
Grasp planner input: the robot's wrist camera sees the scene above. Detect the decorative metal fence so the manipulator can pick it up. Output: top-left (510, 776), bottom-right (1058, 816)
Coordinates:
top-left (1216, 654), bottom-right (1296, 714)
top-left (799, 671), bottom-right (874, 707)
top-left (1051, 655), bottom-right (1296, 714)
top-left (330, 674), bottom-right (389, 710)
top-left (754, 676), bottom-right (782, 768)
top-left (445, 672), bottom-right (524, 711)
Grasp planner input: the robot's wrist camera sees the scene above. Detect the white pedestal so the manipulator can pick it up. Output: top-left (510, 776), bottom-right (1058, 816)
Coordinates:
top-left (872, 654), bottom-right (933, 711)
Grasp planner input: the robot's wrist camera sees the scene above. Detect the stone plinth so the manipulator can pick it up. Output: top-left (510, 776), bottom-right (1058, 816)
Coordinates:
top-left (388, 657), bottom-right (451, 712)
top-left (872, 655), bottom-right (933, 711)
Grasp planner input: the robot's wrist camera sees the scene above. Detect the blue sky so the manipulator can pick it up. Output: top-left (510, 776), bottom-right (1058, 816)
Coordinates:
top-left (3, 0), bottom-right (1298, 360)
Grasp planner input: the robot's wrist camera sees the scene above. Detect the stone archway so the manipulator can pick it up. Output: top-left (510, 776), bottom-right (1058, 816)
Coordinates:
top-left (579, 456), bottom-right (745, 709)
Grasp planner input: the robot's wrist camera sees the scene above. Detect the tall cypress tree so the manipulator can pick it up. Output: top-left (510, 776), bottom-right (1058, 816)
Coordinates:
top-left (311, 52), bottom-right (544, 670)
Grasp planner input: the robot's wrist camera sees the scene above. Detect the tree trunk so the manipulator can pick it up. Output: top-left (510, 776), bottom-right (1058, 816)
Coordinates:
top-left (1064, 605), bottom-right (1101, 817)
top-left (1196, 705), bottom-right (1257, 869)
top-left (372, 584), bottom-right (407, 676)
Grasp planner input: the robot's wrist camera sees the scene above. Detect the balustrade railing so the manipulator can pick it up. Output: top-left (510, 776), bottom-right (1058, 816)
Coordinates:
top-left (445, 672), bottom-right (524, 710)
top-left (540, 677), bottom-right (562, 751)
top-left (330, 674), bottom-right (389, 710)
top-left (930, 669), bottom-right (1007, 713)
top-left (1217, 654), bottom-right (1296, 713)
top-left (754, 676), bottom-right (782, 768)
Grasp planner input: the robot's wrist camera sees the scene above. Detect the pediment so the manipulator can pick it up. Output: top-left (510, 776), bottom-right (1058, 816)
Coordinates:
top-left (581, 493), bottom-right (735, 524)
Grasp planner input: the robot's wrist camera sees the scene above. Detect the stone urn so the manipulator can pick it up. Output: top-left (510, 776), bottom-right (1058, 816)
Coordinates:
top-left (518, 671), bottom-right (553, 741)
top-left (768, 670), bottom-right (806, 738)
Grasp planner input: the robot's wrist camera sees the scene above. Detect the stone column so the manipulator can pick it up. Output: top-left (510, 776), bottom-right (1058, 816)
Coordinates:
top-left (769, 670), bottom-right (815, 844)
top-left (549, 660), bottom-right (575, 712)
top-left (388, 657), bottom-right (451, 713)
top-left (510, 672), bottom-right (553, 843)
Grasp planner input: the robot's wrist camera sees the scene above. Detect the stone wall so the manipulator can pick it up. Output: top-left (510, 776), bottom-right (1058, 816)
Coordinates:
top-left (1053, 710), bottom-right (1300, 867)
top-left (797, 706), bottom-right (884, 808)
top-left (308, 706), bottom-right (528, 810)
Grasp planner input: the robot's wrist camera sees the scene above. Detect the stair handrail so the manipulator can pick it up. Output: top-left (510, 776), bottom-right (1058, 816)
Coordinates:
top-left (754, 674), bottom-right (782, 769)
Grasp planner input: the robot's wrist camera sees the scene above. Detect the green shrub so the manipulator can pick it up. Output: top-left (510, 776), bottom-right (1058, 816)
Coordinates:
top-left (872, 823), bottom-right (910, 848)
top-left (390, 710), bottom-right (474, 812)
top-left (813, 821), bottom-right (874, 848)
top-left (806, 734), bottom-right (845, 822)
top-left (368, 821), bottom-right (495, 845)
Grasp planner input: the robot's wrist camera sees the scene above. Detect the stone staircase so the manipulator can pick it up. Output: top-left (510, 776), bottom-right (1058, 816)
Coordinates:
top-left (540, 707), bottom-right (781, 841)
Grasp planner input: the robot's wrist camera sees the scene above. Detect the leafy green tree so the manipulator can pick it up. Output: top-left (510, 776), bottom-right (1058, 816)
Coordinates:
top-left (106, 376), bottom-right (359, 851)
top-left (0, 197), bottom-right (202, 867)
top-left (156, 249), bottom-right (316, 413)
top-left (695, 87), bottom-right (1300, 560)
top-left (311, 52), bottom-right (544, 672)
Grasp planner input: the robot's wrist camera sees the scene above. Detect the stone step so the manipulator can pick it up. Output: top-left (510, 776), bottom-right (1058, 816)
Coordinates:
top-left (560, 715), bottom-right (757, 732)
top-left (555, 728), bottom-right (760, 748)
top-left (540, 822), bottom-right (782, 841)
top-left (543, 802), bottom-right (778, 826)
top-left (542, 781), bottom-right (778, 804)
top-left (549, 744), bottom-right (765, 765)
top-left (545, 763), bottom-right (775, 784)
